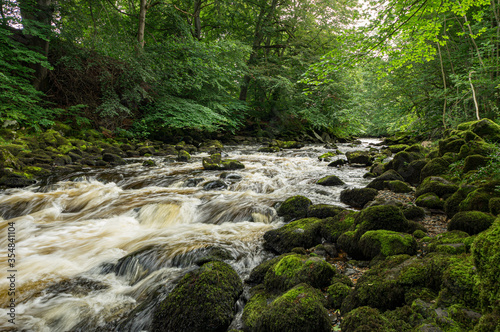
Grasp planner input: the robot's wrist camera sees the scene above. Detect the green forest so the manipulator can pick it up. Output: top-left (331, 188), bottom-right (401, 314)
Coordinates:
top-left (2, 0), bottom-right (499, 139)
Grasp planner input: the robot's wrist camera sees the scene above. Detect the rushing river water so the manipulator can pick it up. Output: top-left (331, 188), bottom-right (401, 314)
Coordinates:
top-left (0, 139), bottom-right (380, 332)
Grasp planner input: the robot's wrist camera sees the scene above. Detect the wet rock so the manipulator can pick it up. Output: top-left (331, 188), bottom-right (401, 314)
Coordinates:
top-left (359, 230), bottom-right (418, 260)
top-left (328, 159), bottom-right (346, 167)
top-left (353, 205), bottom-right (410, 239)
top-left (184, 177), bottom-right (205, 187)
top-left (137, 146), bottom-right (155, 156)
top-left (177, 150), bottom-right (191, 162)
top-left (318, 151), bottom-right (340, 162)
top-left (0, 173), bottom-right (36, 188)
top-left (443, 186), bottom-right (476, 218)
top-left (320, 210), bottom-right (358, 242)
top-left (263, 254), bottom-right (337, 291)
top-left (416, 177), bottom-right (458, 198)
top-left (416, 193), bottom-right (445, 210)
top-left (346, 150), bottom-right (373, 166)
top-left (388, 180), bottom-right (413, 193)
top-left (316, 175), bottom-right (345, 186)
top-left (203, 180), bottom-right (227, 191)
top-left (448, 211), bottom-right (495, 235)
top-left (426, 231), bottom-right (471, 255)
top-left (420, 158), bottom-right (450, 181)
top-left (263, 217), bottom-right (323, 254)
top-left (142, 160), bottom-right (156, 167)
top-left (458, 188), bottom-right (495, 213)
top-left (463, 154), bottom-right (490, 173)
top-left (219, 172), bottom-right (242, 182)
top-left (469, 118), bottom-right (500, 142)
top-left (340, 188), bottom-right (378, 208)
top-left (152, 261), bottom-right (242, 332)
top-left (327, 282), bottom-right (351, 309)
top-left (102, 153), bottom-right (126, 165)
top-left (388, 144), bottom-right (410, 153)
top-left (366, 170), bottom-right (404, 190)
top-left (242, 284), bottom-right (331, 332)
top-left (246, 254), bottom-right (293, 285)
top-left (277, 195), bottom-right (312, 222)
top-left (202, 153), bottom-right (244, 170)
top-left (341, 306), bottom-right (392, 332)
top-left (401, 205), bottom-right (426, 220)
top-left (489, 197), bottom-right (500, 216)
top-left (307, 204), bottom-right (344, 219)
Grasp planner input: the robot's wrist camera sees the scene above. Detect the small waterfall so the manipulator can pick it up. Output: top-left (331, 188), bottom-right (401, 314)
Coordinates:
top-left (0, 141), bottom-right (378, 331)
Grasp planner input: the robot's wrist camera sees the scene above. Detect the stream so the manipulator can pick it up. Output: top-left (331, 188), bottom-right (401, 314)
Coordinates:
top-left (0, 139), bottom-right (380, 332)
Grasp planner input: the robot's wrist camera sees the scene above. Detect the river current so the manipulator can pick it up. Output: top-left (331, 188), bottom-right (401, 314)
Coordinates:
top-left (0, 139), bottom-right (379, 331)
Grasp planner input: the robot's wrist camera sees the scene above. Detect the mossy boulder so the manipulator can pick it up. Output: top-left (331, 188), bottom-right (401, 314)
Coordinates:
top-left (326, 282), bottom-right (352, 309)
top-left (243, 283), bottom-right (331, 332)
top-left (367, 170), bottom-right (405, 190)
top-left (416, 193), bottom-right (445, 210)
top-left (0, 173), bottom-right (36, 188)
top-left (416, 176), bottom-right (458, 198)
top-left (420, 158), bottom-right (450, 181)
top-left (438, 257), bottom-right (480, 309)
top-left (263, 218), bottom-right (323, 254)
top-left (152, 261), bottom-right (243, 332)
top-left (316, 175), bottom-right (345, 186)
top-left (0, 148), bottom-right (23, 170)
top-left (402, 205), bottom-right (426, 220)
top-left (202, 153), bottom-right (244, 170)
top-left (353, 205), bottom-right (410, 239)
top-left (448, 211), bottom-right (495, 235)
top-left (458, 139), bottom-right (495, 159)
top-left (102, 153), bottom-right (126, 165)
top-left (489, 197), bottom-right (500, 216)
top-left (340, 188), bottom-right (378, 208)
top-left (263, 254), bottom-right (337, 291)
top-left (320, 210), bottom-right (358, 242)
top-left (473, 217), bottom-right (500, 312)
top-left (359, 230), bottom-right (418, 260)
top-left (258, 146), bottom-right (280, 153)
top-left (459, 188), bottom-right (495, 213)
top-left (426, 231), bottom-right (471, 255)
top-left (41, 129), bottom-right (70, 147)
top-left (318, 151), bottom-right (340, 162)
top-left (346, 150), bottom-right (373, 166)
top-left (246, 254), bottom-right (293, 285)
top-left (388, 180), bottom-right (413, 193)
top-left (444, 186), bottom-right (476, 219)
top-left (469, 118), bottom-right (500, 142)
top-left (280, 140), bottom-right (304, 149)
top-left (388, 144), bottom-right (410, 153)
top-left (463, 155), bottom-right (490, 173)
top-left (439, 137), bottom-right (466, 156)
top-left (277, 195), bottom-right (312, 222)
top-left (341, 306), bottom-right (393, 332)
top-left (307, 204), bottom-right (344, 219)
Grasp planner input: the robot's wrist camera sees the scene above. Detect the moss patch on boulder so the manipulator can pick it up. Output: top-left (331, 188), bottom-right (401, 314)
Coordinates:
top-left (340, 188), bottom-right (378, 208)
top-left (416, 176), bottom-right (458, 198)
top-left (416, 192), bottom-right (445, 210)
top-left (316, 175), bottom-right (345, 186)
top-left (359, 230), bottom-right (418, 260)
top-left (263, 218), bottom-right (323, 254)
top-left (448, 211), bottom-right (495, 235)
top-left (307, 204), bottom-right (344, 219)
top-left (277, 195), bottom-right (312, 222)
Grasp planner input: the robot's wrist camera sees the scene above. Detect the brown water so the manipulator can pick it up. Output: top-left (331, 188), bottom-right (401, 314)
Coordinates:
top-left (0, 140), bottom-right (380, 331)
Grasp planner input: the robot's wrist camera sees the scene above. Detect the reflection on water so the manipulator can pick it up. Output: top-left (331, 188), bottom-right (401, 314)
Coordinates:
top-left (0, 140), bottom-right (379, 331)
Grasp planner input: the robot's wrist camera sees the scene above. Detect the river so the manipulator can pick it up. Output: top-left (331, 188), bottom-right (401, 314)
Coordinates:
top-left (0, 139), bottom-right (380, 331)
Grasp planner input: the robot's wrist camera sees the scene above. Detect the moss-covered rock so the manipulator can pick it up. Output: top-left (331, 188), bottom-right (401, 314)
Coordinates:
top-left (473, 313), bottom-right (500, 331)
top-left (102, 153), bottom-right (126, 165)
top-left (316, 175), bottom-right (345, 186)
top-left (258, 146), bottom-right (280, 153)
top-left (0, 147), bottom-right (23, 170)
top-left (41, 129), bottom-right (70, 147)
top-left (280, 140), bottom-right (304, 149)
top-left (340, 188), bottom-right (378, 208)
top-left (152, 261), bottom-right (242, 332)
top-left (439, 137), bottom-right (466, 156)
top-left (444, 186), bottom-right (476, 219)
top-left (342, 306), bottom-right (393, 332)
top-left (277, 195), bottom-right (312, 222)
top-left (359, 230), bottom-right (418, 260)
top-left (346, 150), bottom-right (373, 166)
top-left (245, 283), bottom-right (331, 332)
top-left (473, 217), bottom-right (500, 312)
top-left (318, 151), bottom-right (339, 162)
top-left (246, 254), bottom-right (293, 285)
top-left (388, 180), bottom-right (413, 193)
top-left (202, 153), bottom-right (244, 170)
top-left (420, 158), bottom-right (450, 181)
top-left (367, 170), bottom-right (405, 190)
top-left (320, 210), bottom-right (358, 242)
top-left (489, 197), bottom-right (500, 216)
top-left (353, 205), bottom-right (410, 239)
top-left (458, 139), bottom-right (495, 159)
top-left (416, 176), bottom-right (458, 198)
top-left (416, 193), bottom-right (444, 210)
top-left (263, 254), bottom-right (337, 292)
top-left (459, 188), bottom-right (495, 213)
top-left (263, 218), bottom-right (323, 254)
top-left (463, 155), bottom-right (491, 173)
top-left (326, 282), bottom-right (351, 310)
top-left (402, 205), bottom-right (426, 220)
top-left (438, 256), bottom-right (479, 308)
top-left (388, 144), bottom-right (410, 153)
top-left (448, 211), bottom-right (495, 235)
top-left (426, 231), bottom-right (471, 255)
top-left (307, 204), bottom-right (344, 219)
top-left (469, 118), bottom-right (500, 142)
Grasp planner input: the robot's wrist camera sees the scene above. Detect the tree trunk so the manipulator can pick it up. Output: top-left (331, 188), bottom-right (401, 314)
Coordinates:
top-left (193, 0), bottom-right (202, 40)
top-left (137, 0), bottom-right (147, 48)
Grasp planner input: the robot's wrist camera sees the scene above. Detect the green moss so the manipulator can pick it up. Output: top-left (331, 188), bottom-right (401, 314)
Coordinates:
top-left (318, 151), bottom-right (338, 161)
top-left (444, 186), bottom-right (476, 219)
top-left (252, 283), bottom-right (331, 332)
top-left (340, 187), bottom-right (378, 208)
top-left (57, 144), bottom-right (74, 154)
top-left (402, 204), bottom-right (426, 220)
top-left (316, 175), bottom-right (344, 186)
top-left (416, 192), bottom-right (444, 209)
top-left (438, 256), bottom-right (479, 309)
top-left (354, 205), bottom-right (409, 239)
top-left (427, 231), bottom-right (471, 254)
top-left (342, 306), bottom-right (394, 332)
top-left (416, 176), bottom-right (458, 198)
top-left (413, 230), bottom-right (426, 238)
top-left (152, 261), bottom-right (243, 332)
top-left (388, 144), bottom-right (410, 153)
top-left (469, 118), bottom-right (500, 142)
top-left (327, 282), bottom-right (351, 309)
top-left (320, 210), bottom-right (358, 242)
top-left (280, 141), bottom-right (304, 149)
top-left (346, 150), bottom-right (373, 165)
top-left (359, 230), bottom-right (418, 259)
top-left (459, 189), bottom-right (495, 213)
top-left (458, 139), bottom-right (495, 159)
top-left (307, 204), bottom-right (344, 219)
top-left (490, 197), bottom-right (500, 216)
top-left (388, 180), bottom-right (413, 193)
top-left (241, 286), bottom-right (275, 330)
top-left (420, 158), bottom-right (450, 181)
top-left (448, 211), bottom-right (495, 235)
top-left (277, 195), bottom-right (312, 222)
top-left (258, 146), bottom-right (280, 153)
top-left (472, 217), bottom-right (500, 311)
top-left (263, 218), bottom-right (323, 254)
top-left (463, 155), bottom-right (491, 173)
top-left (246, 254), bottom-right (293, 285)
top-left (264, 254), bottom-right (337, 292)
